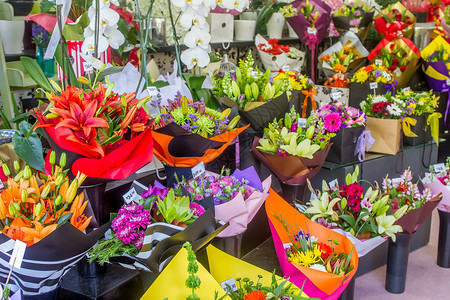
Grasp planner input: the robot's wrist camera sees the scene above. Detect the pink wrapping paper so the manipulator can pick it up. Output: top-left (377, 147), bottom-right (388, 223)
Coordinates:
top-left (423, 180), bottom-right (450, 212)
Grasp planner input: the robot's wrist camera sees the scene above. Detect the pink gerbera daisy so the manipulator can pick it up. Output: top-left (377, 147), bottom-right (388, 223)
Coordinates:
top-left (324, 112), bottom-right (342, 132)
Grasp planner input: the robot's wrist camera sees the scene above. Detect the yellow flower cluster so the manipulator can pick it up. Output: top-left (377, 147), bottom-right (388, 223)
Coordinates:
top-left (288, 247), bottom-right (323, 268)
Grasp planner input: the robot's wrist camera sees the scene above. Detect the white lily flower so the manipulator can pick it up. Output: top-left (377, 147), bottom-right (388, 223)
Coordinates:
top-left (184, 25), bottom-right (211, 50)
top-left (181, 46), bottom-right (210, 69)
top-left (103, 26), bottom-right (125, 49)
top-left (88, 5), bottom-right (120, 31)
top-left (179, 7), bottom-right (207, 29)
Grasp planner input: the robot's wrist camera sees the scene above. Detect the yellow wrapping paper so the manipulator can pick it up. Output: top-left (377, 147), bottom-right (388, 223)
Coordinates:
top-left (374, 2), bottom-right (416, 40)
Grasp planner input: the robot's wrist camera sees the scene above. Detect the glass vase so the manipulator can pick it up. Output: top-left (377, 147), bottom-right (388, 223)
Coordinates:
top-left (36, 47), bottom-right (55, 77)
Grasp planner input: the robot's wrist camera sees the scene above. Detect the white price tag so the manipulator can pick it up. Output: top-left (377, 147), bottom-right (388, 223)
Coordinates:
top-left (331, 92), bottom-right (342, 100)
top-left (191, 161), bottom-right (205, 179)
top-left (391, 178), bottom-right (402, 185)
top-left (446, 79), bottom-right (450, 86)
top-left (307, 27), bottom-right (317, 35)
top-left (282, 65), bottom-right (290, 72)
top-left (350, 27), bottom-right (358, 34)
top-left (329, 179), bottom-right (339, 189)
top-left (433, 163), bottom-right (446, 173)
top-left (297, 118), bottom-right (307, 128)
top-left (123, 187), bottom-right (138, 204)
top-left (403, 87), bottom-right (410, 92)
top-left (147, 86), bottom-right (158, 96)
top-left (375, 59), bottom-right (382, 66)
top-left (369, 82), bottom-right (378, 89)
top-left (220, 278), bottom-right (238, 292)
top-left (250, 71), bottom-right (258, 78)
top-left (9, 240), bottom-right (26, 269)
top-left (83, 61), bottom-right (93, 72)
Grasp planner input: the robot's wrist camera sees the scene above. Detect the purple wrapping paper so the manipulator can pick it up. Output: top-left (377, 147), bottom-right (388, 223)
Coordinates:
top-left (424, 61), bottom-right (450, 91)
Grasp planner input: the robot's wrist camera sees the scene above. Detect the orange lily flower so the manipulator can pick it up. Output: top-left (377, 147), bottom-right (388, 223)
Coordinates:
top-left (68, 194), bottom-right (92, 232)
top-left (21, 221), bottom-right (58, 246)
top-left (49, 86), bottom-right (84, 110)
top-left (333, 64), bottom-right (347, 73)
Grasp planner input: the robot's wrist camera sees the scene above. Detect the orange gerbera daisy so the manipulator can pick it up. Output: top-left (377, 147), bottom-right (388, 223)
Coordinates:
top-left (333, 64), bottom-right (347, 73)
top-left (322, 54), bottom-right (331, 62)
top-left (244, 290), bottom-right (267, 300)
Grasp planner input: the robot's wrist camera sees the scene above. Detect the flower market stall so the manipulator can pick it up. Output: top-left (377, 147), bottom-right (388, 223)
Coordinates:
top-left (1, 0), bottom-right (450, 299)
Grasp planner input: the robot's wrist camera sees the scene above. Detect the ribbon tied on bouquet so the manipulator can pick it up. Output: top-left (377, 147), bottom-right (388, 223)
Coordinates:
top-left (301, 88), bottom-right (318, 118)
top-left (355, 129), bottom-right (375, 162)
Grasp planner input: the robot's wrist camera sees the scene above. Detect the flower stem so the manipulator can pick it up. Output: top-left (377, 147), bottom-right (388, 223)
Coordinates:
top-left (167, 0), bottom-right (182, 76)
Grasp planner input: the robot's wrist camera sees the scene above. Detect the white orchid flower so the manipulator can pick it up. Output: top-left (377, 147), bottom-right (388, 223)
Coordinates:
top-left (171, 0), bottom-right (203, 10)
top-left (103, 25), bottom-right (125, 49)
top-left (184, 25), bottom-right (211, 50)
top-left (88, 5), bottom-right (120, 31)
top-left (180, 8), bottom-right (208, 30)
top-left (203, 0), bottom-right (218, 9)
top-left (220, 0), bottom-right (249, 12)
top-left (82, 31), bottom-right (109, 54)
top-left (181, 46), bottom-right (210, 69)
top-left (80, 53), bottom-right (104, 70)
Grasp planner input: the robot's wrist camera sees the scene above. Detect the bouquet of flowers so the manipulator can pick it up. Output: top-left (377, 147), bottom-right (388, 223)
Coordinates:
top-left (213, 51), bottom-right (291, 131)
top-left (251, 107), bottom-right (334, 185)
top-left (368, 37), bottom-right (421, 88)
top-left (0, 158), bottom-right (108, 296)
top-left (319, 32), bottom-right (369, 79)
top-left (351, 64), bottom-right (394, 86)
top-left (333, 0), bottom-right (374, 40)
top-left (422, 158), bottom-right (450, 212)
top-left (35, 74), bottom-right (154, 181)
top-left (142, 243), bottom-right (312, 299)
top-left (382, 168), bottom-right (442, 234)
top-left (360, 92), bottom-right (410, 120)
top-left (266, 190), bottom-right (358, 299)
top-left (373, 2), bottom-right (416, 39)
top-left (395, 89), bottom-right (441, 144)
top-left (281, 0), bottom-right (332, 81)
top-left (255, 34), bottom-right (305, 77)
top-left (179, 167), bottom-right (271, 238)
top-left (88, 185), bottom-right (225, 272)
top-left (302, 167), bottom-right (407, 256)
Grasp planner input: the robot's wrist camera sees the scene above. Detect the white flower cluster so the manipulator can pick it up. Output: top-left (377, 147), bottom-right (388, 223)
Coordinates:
top-left (81, 0), bottom-right (125, 55)
top-left (172, 0), bottom-right (249, 69)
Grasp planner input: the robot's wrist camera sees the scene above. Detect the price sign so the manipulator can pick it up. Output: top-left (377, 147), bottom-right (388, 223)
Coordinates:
top-left (446, 79), bottom-right (450, 86)
top-left (350, 27), bottom-right (358, 34)
top-left (375, 59), bottom-right (382, 66)
top-left (307, 27), bottom-right (317, 35)
top-left (331, 92), bottom-right (342, 100)
top-left (298, 118), bottom-right (307, 128)
top-left (147, 86), bottom-right (158, 96)
top-left (369, 82), bottom-right (378, 89)
top-left (123, 187), bottom-right (139, 204)
top-left (220, 278), bottom-right (238, 292)
top-left (191, 161), bottom-right (205, 179)
top-left (83, 61), bottom-right (93, 72)
top-left (329, 179), bottom-right (339, 189)
top-left (9, 240), bottom-right (26, 269)
top-left (282, 65), bottom-right (290, 72)
top-left (403, 87), bottom-right (410, 92)
top-left (433, 163), bottom-right (446, 173)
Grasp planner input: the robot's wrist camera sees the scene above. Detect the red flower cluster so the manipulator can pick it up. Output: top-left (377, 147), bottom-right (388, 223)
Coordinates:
top-left (371, 102), bottom-right (389, 114)
top-left (339, 183), bottom-right (364, 212)
top-left (317, 242), bottom-right (333, 260)
top-left (258, 39), bottom-right (290, 55)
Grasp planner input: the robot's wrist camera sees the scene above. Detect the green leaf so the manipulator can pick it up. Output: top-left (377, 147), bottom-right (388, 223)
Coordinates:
top-left (57, 213), bottom-right (73, 228)
top-left (0, 110), bottom-right (12, 129)
top-left (97, 66), bottom-right (125, 82)
top-left (12, 121), bottom-right (45, 172)
top-left (10, 112), bottom-right (30, 124)
top-left (20, 57), bottom-right (54, 93)
top-left (339, 214), bottom-right (356, 228)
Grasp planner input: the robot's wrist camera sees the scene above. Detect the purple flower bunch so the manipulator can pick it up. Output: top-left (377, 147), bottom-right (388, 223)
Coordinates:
top-left (32, 24), bottom-right (50, 48)
top-left (184, 173), bottom-right (253, 206)
top-left (141, 185), bottom-right (170, 201)
top-left (314, 102), bottom-right (365, 133)
top-left (111, 204), bottom-right (151, 250)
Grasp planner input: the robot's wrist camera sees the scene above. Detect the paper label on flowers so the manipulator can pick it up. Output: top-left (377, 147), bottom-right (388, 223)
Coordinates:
top-left (220, 278), bottom-right (238, 292)
top-left (298, 118), bottom-right (307, 128)
top-left (375, 59), bottom-right (382, 66)
top-left (369, 82), bottom-right (378, 89)
top-left (147, 86), bottom-right (158, 96)
top-left (191, 161), bottom-right (205, 179)
top-left (331, 92), bottom-right (342, 100)
top-left (446, 79), bottom-right (450, 86)
top-left (403, 87), bottom-right (410, 92)
top-left (83, 62), bottom-right (93, 72)
top-left (123, 187), bottom-right (139, 204)
top-left (282, 65), bottom-right (290, 72)
top-left (433, 163), bottom-right (446, 174)
top-left (9, 240), bottom-right (26, 269)
top-left (329, 179), bottom-right (339, 189)
top-left (350, 27), bottom-right (358, 34)
top-left (307, 27), bottom-right (317, 35)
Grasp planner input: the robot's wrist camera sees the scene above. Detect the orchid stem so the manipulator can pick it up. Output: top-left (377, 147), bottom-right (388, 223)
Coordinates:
top-left (94, 0), bottom-right (100, 59)
top-left (167, 0), bottom-right (182, 77)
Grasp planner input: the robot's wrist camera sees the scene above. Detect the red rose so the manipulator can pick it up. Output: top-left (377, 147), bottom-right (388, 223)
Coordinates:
top-left (400, 65), bottom-right (407, 72)
top-left (346, 183), bottom-right (364, 197)
top-left (388, 65), bottom-right (396, 71)
top-left (393, 58), bottom-right (399, 64)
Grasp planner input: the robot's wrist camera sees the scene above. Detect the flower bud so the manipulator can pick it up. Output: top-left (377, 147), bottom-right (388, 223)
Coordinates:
top-left (394, 205), bottom-right (408, 220)
top-left (2, 163), bottom-right (10, 177)
top-left (8, 204), bottom-right (16, 216)
top-left (14, 170), bottom-right (24, 182)
top-left (41, 184), bottom-right (52, 198)
top-left (21, 190), bottom-right (28, 203)
top-left (221, 108), bottom-right (231, 118)
top-left (181, 96), bottom-right (188, 115)
top-left (305, 126), bottom-right (314, 140)
top-left (77, 76), bottom-right (90, 85)
top-left (55, 173), bottom-right (65, 186)
top-left (99, 64), bottom-right (106, 73)
top-left (65, 179), bottom-right (78, 204)
top-left (45, 113), bottom-right (60, 119)
top-left (49, 151), bottom-right (56, 165)
top-left (50, 80), bottom-right (62, 93)
top-left (13, 202), bottom-right (20, 213)
top-left (55, 195), bottom-right (63, 206)
top-left (14, 161), bottom-right (20, 172)
top-left (24, 166), bottom-right (32, 179)
top-left (227, 116), bottom-right (240, 131)
top-left (59, 153), bottom-right (66, 168)
top-left (34, 203), bottom-right (42, 218)
top-left (341, 198), bottom-right (347, 210)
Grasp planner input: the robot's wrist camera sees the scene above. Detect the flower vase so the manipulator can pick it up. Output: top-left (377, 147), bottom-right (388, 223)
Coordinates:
top-left (77, 255), bottom-right (107, 278)
top-left (437, 209), bottom-right (450, 268)
top-left (279, 182), bottom-right (307, 204)
top-left (385, 232), bottom-right (413, 294)
top-left (211, 232), bottom-right (244, 258)
top-left (234, 20), bottom-right (257, 41)
top-left (0, 20), bottom-right (24, 54)
top-left (36, 47), bottom-right (55, 77)
top-left (267, 13), bottom-right (285, 39)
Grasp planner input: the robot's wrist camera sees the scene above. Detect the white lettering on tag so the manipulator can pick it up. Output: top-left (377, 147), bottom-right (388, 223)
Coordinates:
top-left (350, 27), bottom-right (358, 34)
top-left (403, 87), bottom-right (410, 92)
top-left (282, 65), bottom-right (290, 72)
top-left (307, 27), bottom-right (317, 35)
top-left (83, 62), bottom-right (93, 72)
top-left (331, 92), bottom-right (342, 100)
top-left (9, 240), bottom-right (26, 269)
top-left (123, 187), bottom-right (138, 204)
top-left (369, 82), bottom-right (378, 89)
top-left (433, 163), bottom-right (446, 173)
top-left (220, 278), bottom-right (238, 292)
top-left (191, 161), bottom-right (205, 179)
top-left (375, 59), bottom-right (382, 66)
top-left (297, 118), bottom-right (307, 128)
top-left (329, 179), bottom-right (339, 189)
top-left (147, 86), bottom-right (158, 96)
